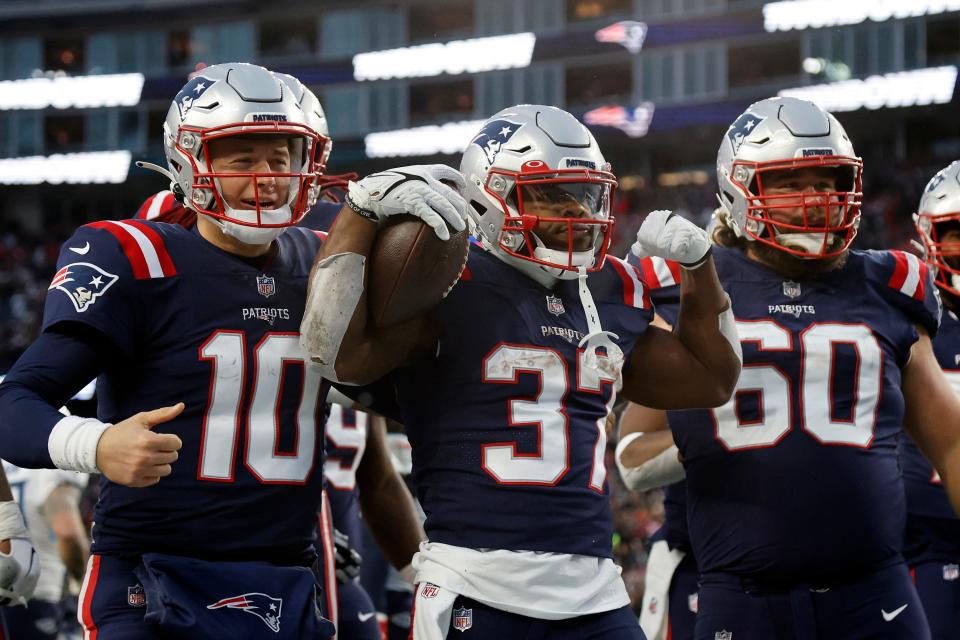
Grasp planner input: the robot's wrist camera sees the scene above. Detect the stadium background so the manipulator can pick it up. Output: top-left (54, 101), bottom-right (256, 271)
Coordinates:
top-left (0, 0), bottom-right (958, 612)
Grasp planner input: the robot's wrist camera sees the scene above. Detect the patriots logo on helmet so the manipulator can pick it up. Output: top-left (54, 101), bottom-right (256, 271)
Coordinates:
top-left (926, 171), bottom-right (947, 194)
top-left (49, 263), bottom-right (119, 313)
top-left (471, 119), bottom-right (522, 165)
top-left (727, 112), bottom-right (764, 154)
top-left (207, 592), bottom-right (283, 632)
top-left (175, 75), bottom-right (216, 119)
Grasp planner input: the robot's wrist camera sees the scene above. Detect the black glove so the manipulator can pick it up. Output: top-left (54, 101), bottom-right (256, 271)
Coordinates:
top-left (333, 528), bottom-right (362, 585)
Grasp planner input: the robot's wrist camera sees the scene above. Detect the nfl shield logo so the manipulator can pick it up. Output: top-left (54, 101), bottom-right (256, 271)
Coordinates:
top-left (546, 295), bottom-right (565, 316)
top-left (127, 584), bottom-right (146, 607)
top-left (257, 274), bottom-right (276, 298)
top-left (452, 606), bottom-right (472, 632)
top-left (688, 592), bottom-right (699, 613)
top-left (714, 631), bottom-right (733, 640)
top-left (783, 281), bottom-right (801, 298)
top-left (421, 583), bottom-right (440, 598)
top-left (944, 564), bottom-right (959, 581)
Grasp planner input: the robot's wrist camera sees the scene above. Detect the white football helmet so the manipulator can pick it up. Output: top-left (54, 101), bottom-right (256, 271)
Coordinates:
top-left (461, 104), bottom-right (617, 281)
top-left (915, 160), bottom-right (960, 298)
top-left (163, 62), bottom-right (329, 243)
top-left (716, 96), bottom-right (862, 258)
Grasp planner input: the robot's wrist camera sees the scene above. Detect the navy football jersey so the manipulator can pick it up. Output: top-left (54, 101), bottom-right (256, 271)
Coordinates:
top-left (658, 247), bottom-right (940, 584)
top-left (323, 404), bottom-right (369, 545)
top-left (42, 219), bottom-right (328, 564)
top-left (389, 246), bottom-right (653, 558)
top-left (902, 308), bottom-right (960, 564)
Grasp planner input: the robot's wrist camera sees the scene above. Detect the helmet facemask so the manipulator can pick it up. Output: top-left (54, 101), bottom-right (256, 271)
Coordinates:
top-left (917, 213), bottom-right (960, 299)
top-left (481, 161), bottom-right (616, 279)
top-left (173, 121), bottom-right (327, 244)
top-left (730, 156), bottom-right (863, 259)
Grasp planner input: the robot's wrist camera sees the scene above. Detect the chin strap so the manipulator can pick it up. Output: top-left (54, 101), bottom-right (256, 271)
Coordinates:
top-left (575, 266), bottom-right (624, 377)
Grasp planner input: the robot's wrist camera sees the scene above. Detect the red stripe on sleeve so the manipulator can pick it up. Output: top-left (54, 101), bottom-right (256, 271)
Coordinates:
top-left (608, 256), bottom-right (639, 307)
top-left (88, 221), bottom-right (150, 279)
top-left (914, 259), bottom-right (928, 301)
top-left (887, 251), bottom-right (909, 292)
top-left (125, 220), bottom-right (177, 277)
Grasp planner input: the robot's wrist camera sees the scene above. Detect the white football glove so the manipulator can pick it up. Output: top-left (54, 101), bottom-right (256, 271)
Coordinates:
top-left (631, 209), bottom-right (711, 269)
top-left (0, 501), bottom-right (39, 607)
top-left (345, 164), bottom-right (467, 241)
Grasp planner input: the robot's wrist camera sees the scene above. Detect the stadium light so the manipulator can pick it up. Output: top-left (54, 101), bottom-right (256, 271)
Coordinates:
top-left (0, 151), bottom-right (132, 185)
top-left (365, 120), bottom-right (485, 158)
top-left (779, 66), bottom-right (958, 112)
top-left (0, 73), bottom-right (144, 111)
top-left (353, 33), bottom-right (536, 81)
top-left (764, 0), bottom-right (960, 32)
top-left (583, 103), bottom-right (656, 138)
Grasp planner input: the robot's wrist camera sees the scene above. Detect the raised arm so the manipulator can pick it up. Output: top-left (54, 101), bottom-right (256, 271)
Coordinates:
top-left (300, 165), bottom-right (467, 385)
top-left (621, 211), bottom-right (741, 409)
top-left (902, 325), bottom-right (960, 516)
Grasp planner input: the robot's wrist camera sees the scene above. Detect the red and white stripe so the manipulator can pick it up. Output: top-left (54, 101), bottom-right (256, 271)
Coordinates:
top-left (608, 256), bottom-right (650, 309)
top-left (635, 255), bottom-right (680, 290)
top-left (136, 190), bottom-right (177, 220)
top-left (888, 250), bottom-right (928, 301)
top-left (318, 490), bottom-right (339, 639)
top-left (88, 220), bottom-right (177, 280)
top-left (78, 554), bottom-right (102, 640)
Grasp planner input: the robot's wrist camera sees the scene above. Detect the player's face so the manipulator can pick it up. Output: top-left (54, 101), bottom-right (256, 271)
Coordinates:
top-left (524, 183), bottom-right (602, 251)
top-left (759, 166), bottom-right (841, 229)
top-left (207, 136), bottom-right (292, 211)
top-left (940, 227), bottom-right (960, 270)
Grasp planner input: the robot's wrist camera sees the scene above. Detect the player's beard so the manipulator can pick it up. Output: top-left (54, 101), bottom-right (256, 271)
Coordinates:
top-left (746, 240), bottom-right (848, 281)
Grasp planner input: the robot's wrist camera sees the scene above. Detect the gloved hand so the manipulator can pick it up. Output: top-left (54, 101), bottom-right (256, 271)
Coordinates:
top-left (333, 528), bottom-right (362, 585)
top-left (346, 164), bottom-right (467, 241)
top-left (631, 209), bottom-right (711, 269)
top-left (0, 501), bottom-right (39, 607)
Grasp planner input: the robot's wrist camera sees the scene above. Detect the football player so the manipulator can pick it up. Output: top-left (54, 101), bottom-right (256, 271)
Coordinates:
top-left (903, 159), bottom-right (960, 640)
top-left (300, 104), bottom-right (743, 638)
top-left (0, 62), bottom-right (343, 639)
top-left (0, 466), bottom-right (40, 611)
top-left (0, 459), bottom-right (88, 640)
top-left (625, 96), bottom-right (960, 639)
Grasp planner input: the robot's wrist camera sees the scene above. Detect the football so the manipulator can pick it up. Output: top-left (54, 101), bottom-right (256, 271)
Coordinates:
top-left (368, 215), bottom-right (470, 327)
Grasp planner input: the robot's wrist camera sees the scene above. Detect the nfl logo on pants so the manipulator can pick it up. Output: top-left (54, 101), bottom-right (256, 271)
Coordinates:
top-left (453, 606), bottom-right (472, 632)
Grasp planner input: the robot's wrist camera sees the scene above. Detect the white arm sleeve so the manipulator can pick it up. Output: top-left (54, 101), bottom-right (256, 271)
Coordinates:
top-left (615, 432), bottom-right (686, 492)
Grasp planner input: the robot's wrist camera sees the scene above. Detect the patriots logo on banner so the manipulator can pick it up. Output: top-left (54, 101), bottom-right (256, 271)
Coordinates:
top-left (452, 606), bottom-right (472, 632)
top-left (256, 274), bottom-right (276, 298)
top-left (175, 75), bottom-right (216, 119)
top-left (727, 112), bottom-right (764, 154)
top-left (49, 263), bottom-right (119, 313)
top-left (594, 20), bottom-right (648, 54)
top-left (471, 119), bottom-right (521, 165)
top-left (207, 593), bottom-right (283, 632)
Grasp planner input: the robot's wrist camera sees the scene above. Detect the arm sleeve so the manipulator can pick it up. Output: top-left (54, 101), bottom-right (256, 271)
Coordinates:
top-left (0, 326), bottom-right (114, 468)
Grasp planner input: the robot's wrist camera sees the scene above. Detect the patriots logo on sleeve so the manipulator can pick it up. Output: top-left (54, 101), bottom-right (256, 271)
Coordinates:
top-left (726, 112), bottom-right (764, 154)
top-left (174, 75), bottom-right (216, 119)
top-left (471, 119), bottom-right (522, 165)
top-left (48, 263), bottom-right (119, 313)
top-left (207, 592), bottom-right (283, 632)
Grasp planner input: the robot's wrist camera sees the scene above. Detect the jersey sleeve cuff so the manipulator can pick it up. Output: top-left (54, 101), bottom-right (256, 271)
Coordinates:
top-left (48, 415), bottom-right (112, 474)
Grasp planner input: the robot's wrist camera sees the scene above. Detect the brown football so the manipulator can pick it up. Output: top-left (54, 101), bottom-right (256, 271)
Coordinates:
top-left (368, 215), bottom-right (470, 327)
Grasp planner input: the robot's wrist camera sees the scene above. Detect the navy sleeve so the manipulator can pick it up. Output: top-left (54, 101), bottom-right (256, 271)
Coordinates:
top-left (0, 326), bottom-right (116, 468)
top-left (43, 224), bottom-right (141, 358)
top-left (868, 250), bottom-right (941, 338)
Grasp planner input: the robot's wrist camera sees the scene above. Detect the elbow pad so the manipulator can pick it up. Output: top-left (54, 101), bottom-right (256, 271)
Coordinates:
top-left (615, 432), bottom-right (685, 492)
top-left (299, 252), bottom-right (366, 382)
